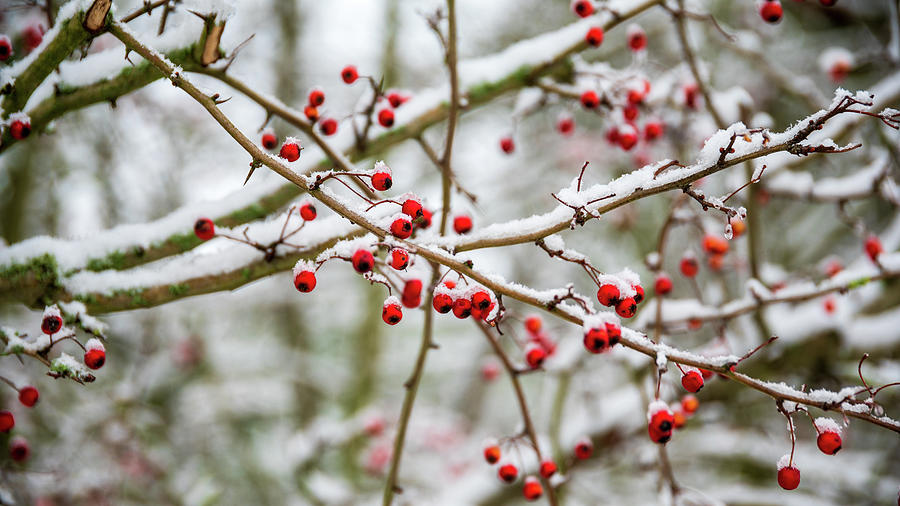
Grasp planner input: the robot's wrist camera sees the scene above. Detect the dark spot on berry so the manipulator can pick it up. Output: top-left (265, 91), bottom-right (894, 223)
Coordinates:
top-left (657, 434), bottom-right (671, 443)
top-left (658, 421), bottom-right (672, 432)
top-left (389, 316), bottom-right (400, 324)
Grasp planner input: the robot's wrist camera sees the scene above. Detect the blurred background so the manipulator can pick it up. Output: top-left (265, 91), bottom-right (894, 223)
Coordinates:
top-left (0, 0), bottom-right (898, 504)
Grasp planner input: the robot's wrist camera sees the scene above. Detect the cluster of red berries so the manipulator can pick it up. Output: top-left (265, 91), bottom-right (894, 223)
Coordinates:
top-left (581, 314), bottom-right (622, 354)
top-left (432, 280), bottom-right (497, 323)
top-left (523, 315), bottom-right (557, 369)
top-left (595, 277), bottom-right (643, 318)
top-left (41, 307), bottom-right (106, 370)
top-left (776, 416), bottom-right (845, 491)
top-left (482, 438), bottom-right (565, 501)
top-left (0, 380), bottom-right (39, 463)
top-left (338, 64), bottom-right (409, 129)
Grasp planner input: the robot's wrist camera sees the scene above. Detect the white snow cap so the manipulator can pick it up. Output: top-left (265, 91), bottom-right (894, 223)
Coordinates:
top-left (647, 400), bottom-right (671, 421)
top-left (776, 454), bottom-right (795, 470)
top-left (182, 0), bottom-right (236, 18)
top-left (283, 136), bottom-right (301, 146)
top-left (582, 312), bottom-right (619, 332)
top-left (372, 161), bottom-right (392, 175)
top-left (814, 417), bottom-right (842, 435)
top-left (398, 192), bottom-right (421, 205)
top-left (627, 24), bottom-right (645, 39)
top-left (292, 259), bottom-right (315, 277)
top-left (42, 304), bottom-right (62, 321)
top-left (383, 295), bottom-right (401, 307)
top-left (7, 111), bottom-right (30, 125)
top-left (85, 338), bottom-right (105, 353)
top-left (818, 47), bottom-right (854, 73)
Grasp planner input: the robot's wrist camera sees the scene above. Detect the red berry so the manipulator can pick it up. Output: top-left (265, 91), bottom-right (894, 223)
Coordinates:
top-left (387, 91), bottom-right (408, 108)
top-left (9, 436), bottom-right (29, 462)
top-left (583, 327), bottom-right (609, 354)
top-left (730, 216), bottom-right (746, 237)
top-left (341, 65), bottom-right (358, 84)
top-left (632, 284), bottom-right (644, 304)
top-left (319, 117), bottom-right (338, 135)
top-left (673, 409), bottom-right (687, 429)
top-left (644, 120), bottom-right (664, 140)
top-left (0, 35), bottom-right (12, 61)
top-left (390, 217), bottom-right (413, 239)
top-left (605, 125), bottom-right (620, 145)
top-left (453, 215), bottom-right (472, 234)
top-left (760, 0), bottom-right (783, 23)
top-left (352, 249), bottom-right (375, 273)
top-left (864, 235), bottom-right (883, 262)
top-left (596, 283), bottom-right (620, 306)
top-left (680, 256), bottom-right (699, 277)
top-left (401, 198), bottom-right (423, 218)
top-left (484, 444), bottom-right (501, 464)
top-left (702, 234), bottom-right (729, 255)
top-left (655, 274), bottom-right (672, 295)
top-left (84, 349), bottom-right (106, 370)
top-left (557, 115), bottom-right (575, 135)
top-left (525, 344), bottom-right (546, 369)
top-left (452, 298), bottom-right (472, 319)
top-left (415, 208), bottom-right (433, 230)
top-left (829, 59), bottom-right (851, 83)
top-left (308, 88), bottom-right (325, 107)
top-left (605, 321), bottom-right (621, 346)
top-left (401, 279), bottom-right (422, 308)
top-left (615, 297), bottom-right (637, 318)
top-left (481, 359), bottom-right (500, 381)
top-left (390, 248), bottom-right (409, 270)
top-left (23, 24), bottom-right (43, 52)
top-left (280, 140), bottom-right (301, 162)
top-left (820, 0), bottom-right (837, 5)
top-left (618, 124), bottom-right (638, 151)
top-left (9, 119), bottom-right (31, 140)
top-left (524, 315), bottom-right (542, 334)
top-left (684, 83), bottom-right (699, 109)
top-left (41, 315), bottom-right (62, 335)
top-left (699, 368), bottom-right (714, 379)
top-left (522, 476), bottom-right (543, 501)
top-left (580, 90), bottom-right (599, 109)
top-left (377, 108), bottom-right (395, 128)
top-left (294, 270), bottom-right (316, 293)
top-left (18, 385), bottom-right (39, 407)
top-left (627, 25), bottom-right (647, 51)
top-left (471, 290), bottom-right (491, 311)
top-left (261, 131), bottom-right (277, 150)
top-left (777, 465), bottom-right (800, 490)
top-left (816, 431), bottom-right (842, 455)
top-left (681, 370), bottom-right (704, 393)
top-left (294, 271), bottom-right (316, 293)
top-left (574, 437), bottom-right (593, 459)
top-left (648, 405), bottom-right (675, 444)
top-left (299, 202), bottom-right (317, 221)
top-left (500, 136), bottom-right (515, 154)
top-left (681, 394), bottom-right (699, 414)
top-left (823, 296), bottom-right (836, 314)
top-left (498, 463), bottom-right (518, 483)
top-left (372, 168), bottom-right (392, 191)
top-left (539, 460), bottom-right (557, 479)
top-left (0, 411), bottom-right (14, 432)
top-left (585, 26), bottom-right (604, 46)
top-left (433, 293), bottom-right (453, 313)
top-left (572, 0), bottom-right (594, 17)
top-left (304, 105), bottom-right (319, 122)
top-left (623, 104), bottom-right (639, 122)
top-left (627, 88), bottom-right (645, 105)
top-left (194, 218), bottom-right (215, 241)
top-left (382, 301), bottom-right (403, 325)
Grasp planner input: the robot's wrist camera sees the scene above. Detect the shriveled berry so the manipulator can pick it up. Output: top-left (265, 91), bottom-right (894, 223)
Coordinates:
top-left (498, 463), bottom-right (518, 483)
top-left (0, 411), bottom-right (14, 432)
top-left (585, 26), bottom-right (604, 46)
top-left (352, 249), bottom-right (375, 273)
top-left (308, 88), bottom-right (325, 107)
top-left (401, 279), bottom-right (422, 308)
top-left (760, 0), bottom-right (783, 23)
top-left (433, 293), bottom-right (453, 313)
top-left (378, 108), bottom-right (395, 128)
top-left (596, 283), bottom-right (620, 306)
top-left (523, 476), bottom-right (543, 501)
top-left (390, 217), bottom-right (413, 239)
top-left (341, 65), bottom-right (358, 84)
top-left (382, 301), bottom-right (403, 325)
top-left (294, 270), bottom-right (316, 293)
top-left (319, 118), bottom-right (338, 135)
top-left (777, 465), bottom-right (800, 490)
top-left (453, 298), bottom-right (472, 319)
top-left (18, 385), bottom-right (39, 407)
top-left (299, 202), bottom-right (317, 221)
top-left (581, 90), bottom-right (600, 109)
top-left (453, 215), bottom-right (472, 234)
top-left (280, 140), bottom-right (301, 162)
top-left (681, 370), bottom-right (704, 393)
top-left (615, 297), bottom-right (637, 318)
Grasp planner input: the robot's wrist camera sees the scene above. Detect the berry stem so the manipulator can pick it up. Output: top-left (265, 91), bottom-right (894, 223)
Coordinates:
top-left (0, 375), bottom-right (18, 392)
